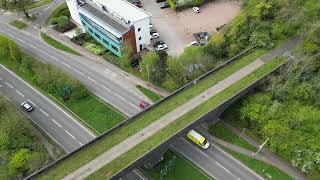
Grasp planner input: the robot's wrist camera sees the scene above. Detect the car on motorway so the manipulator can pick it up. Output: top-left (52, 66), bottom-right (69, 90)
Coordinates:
top-left (139, 100), bottom-right (150, 109)
top-left (160, 2), bottom-right (170, 9)
top-left (186, 41), bottom-right (199, 47)
top-left (192, 7), bottom-right (200, 13)
top-left (21, 101), bottom-right (34, 112)
top-left (150, 32), bottom-right (160, 39)
top-left (187, 130), bottom-right (210, 149)
top-left (155, 44), bottom-right (168, 51)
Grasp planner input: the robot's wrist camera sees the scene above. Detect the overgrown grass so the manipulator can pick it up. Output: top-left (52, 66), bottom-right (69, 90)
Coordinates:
top-left (226, 149), bottom-right (293, 180)
top-left (0, 55), bottom-right (125, 135)
top-left (208, 122), bottom-right (257, 152)
top-left (9, 20), bottom-right (27, 29)
top-left (87, 57), bottom-right (285, 179)
top-left (136, 85), bottom-right (162, 102)
top-left (37, 48), bottom-right (270, 179)
top-left (41, 33), bottom-right (81, 56)
top-left (142, 150), bottom-right (210, 180)
top-left (46, 2), bottom-right (67, 25)
top-left (25, 0), bottom-right (53, 9)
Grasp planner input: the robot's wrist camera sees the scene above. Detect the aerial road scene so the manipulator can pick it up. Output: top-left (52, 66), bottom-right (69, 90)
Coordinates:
top-left (0, 0), bottom-right (319, 179)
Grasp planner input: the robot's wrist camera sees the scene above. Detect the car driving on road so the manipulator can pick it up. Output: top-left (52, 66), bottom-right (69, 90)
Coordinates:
top-left (21, 101), bottom-right (34, 112)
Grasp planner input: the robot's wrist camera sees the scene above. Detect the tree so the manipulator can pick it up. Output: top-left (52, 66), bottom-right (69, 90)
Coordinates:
top-left (15, 0), bottom-right (33, 18)
top-left (0, 34), bottom-right (9, 57)
top-left (8, 149), bottom-right (32, 176)
top-left (140, 51), bottom-right (159, 81)
top-left (166, 56), bottom-right (188, 87)
top-left (151, 51), bottom-right (168, 85)
top-left (8, 39), bottom-right (21, 61)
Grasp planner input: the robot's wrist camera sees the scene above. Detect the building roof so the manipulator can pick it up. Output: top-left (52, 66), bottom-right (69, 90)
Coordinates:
top-left (81, 3), bottom-right (130, 35)
top-left (97, 0), bottom-right (151, 23)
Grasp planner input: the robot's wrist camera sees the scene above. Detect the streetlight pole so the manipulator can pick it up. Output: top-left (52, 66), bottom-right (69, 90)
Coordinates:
top-left (253, 138), bottom-right (269, 156)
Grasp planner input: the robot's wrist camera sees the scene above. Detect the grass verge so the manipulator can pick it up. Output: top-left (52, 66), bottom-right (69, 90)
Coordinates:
top-left (208, 122), bottom-right (257, 152)
top-left (136, 85), bottom-right (162, 102)
top-left (9, 20), bottom-right (27, 29)
top-left (37, 48), bottom-right (270, 179)
top-left (25, 0), bottom-right (54, 9)
top-left (142, 150), bottom-right (210, 180)
top-left (226, 149), bottom-right (293, 179)
top-left (40, 33), bottom-right (81, 56)
top-left (0, 54), bottom-right (125, 134)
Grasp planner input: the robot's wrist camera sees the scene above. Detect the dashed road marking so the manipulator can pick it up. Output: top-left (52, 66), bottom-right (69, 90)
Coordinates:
top-left (52, 118), bottom-right (62, 127)
top-left (65, 129), bottom-right (76, 139)
top-left (16, 89), bottom-right (24, 97)
top-left (40, 108), bottom-right (49, 117)
top-left (181, 138), bottom-right (209, 158)
top-left (5, 82), bottom-right (13, 88)
top-left (87, 76), bottom-right (96, 82)
top-left (27, 99), bottom-right (36, 107)
top-left (216, 162), bottom-right (232, 175)
top-left (78, 141), bottom-right (83, 146)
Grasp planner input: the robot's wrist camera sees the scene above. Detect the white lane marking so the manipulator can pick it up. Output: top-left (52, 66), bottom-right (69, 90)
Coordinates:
top-left (210, 143), bottom-right (264, 180)
top-left (27, 99), bottom-right (36, 107)
top-left (5, 82), bottom-right (13, 88)
top-left (87, 76), bottom-right (96, 82)
top-left (52, 118), bottom-right (62, 127)
top-left (216, 162), bottom-right (232, 175)
top-left (65, 129), bottom-right (76, 139)
top-left (133, 170), bottom-right (145, 180)
top-left (181, 138), bottom-right (209, 158)
top-left (62, 62), bottom-right (71, 68)
top-left (78, 141), bottom-right (83, 146)
top-left (16, 89), bottom-right (24, 97)
top-left (40, 108), bottom-right (49, 117)
top-left (0, 64), bottom-right (96, 138)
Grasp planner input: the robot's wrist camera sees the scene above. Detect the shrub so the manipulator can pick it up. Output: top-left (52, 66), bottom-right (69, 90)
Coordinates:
top-left (8, 39), bottom-right (21, 61)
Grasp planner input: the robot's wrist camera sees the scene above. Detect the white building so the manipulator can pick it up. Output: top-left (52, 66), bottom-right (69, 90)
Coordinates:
top-left (66, 0), bottom-right (151, 57)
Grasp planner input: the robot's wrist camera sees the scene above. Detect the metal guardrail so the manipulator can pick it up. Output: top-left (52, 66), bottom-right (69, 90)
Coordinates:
top-left (110, 55), bottom-right (288, 179)
top-left (25, 45), bottom-right (257, 179)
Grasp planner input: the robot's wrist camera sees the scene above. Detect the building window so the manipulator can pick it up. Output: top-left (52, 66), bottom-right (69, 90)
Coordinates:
top-left (94, 33), bottom-right (101, 39)
top-left (138, 28), bottom-right (141, 32)
top-left (138, 37), bottom-right (141, 41)
top-left (81, 21), bottom-right (86, 27)
top-left (139, 44), bottom-right (143, 51)
top-left (111, 45), bottom-right (118, 52)
top-left (102, 39), bottom-right (110, 46)
top-left (88, 28), bottom-right (93, 33)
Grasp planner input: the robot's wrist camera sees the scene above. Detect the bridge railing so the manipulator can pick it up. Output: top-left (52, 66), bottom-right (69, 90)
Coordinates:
top-left (25, 45), bottom-right (257, 179)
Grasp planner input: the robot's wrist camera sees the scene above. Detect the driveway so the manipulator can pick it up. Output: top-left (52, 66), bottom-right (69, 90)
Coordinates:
top-left (141, 0), bottom-right (240, 56)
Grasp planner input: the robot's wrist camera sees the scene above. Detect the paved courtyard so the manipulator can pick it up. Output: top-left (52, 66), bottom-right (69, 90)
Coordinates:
top-left (141, 0), bottom-right (240, 55)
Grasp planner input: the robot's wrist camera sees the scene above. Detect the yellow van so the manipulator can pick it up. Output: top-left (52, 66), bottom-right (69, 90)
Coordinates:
top-left (187, 130), bottom-right (210, 149)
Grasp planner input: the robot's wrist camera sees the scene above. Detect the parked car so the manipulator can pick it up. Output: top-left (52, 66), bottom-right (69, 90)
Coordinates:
top-left (133, 2), bottom-right (142, 8)
top-left (21, 101), bottom-right (34, 112)
top-left (192, 7), bottom-right (200, 13)
top-left (150, 32), bottom-right (160, 39)
top-left (160, 2), bottom-right (170, 9)
top-left (155, 44), bottom-right (168, 51)
top-left (149, 24), bottom-right (154, 29)
top-left (153, 40), bottom-right (165, 47)
top-left (156, 0), bottom-right (166, 2)
top-left (139, 100), bottom-right (150, 109)
top-left (186, 41), bottom-right (199, 47)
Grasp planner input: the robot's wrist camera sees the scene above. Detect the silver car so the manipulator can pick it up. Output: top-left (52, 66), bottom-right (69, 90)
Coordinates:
top-left (21, 101), bottom-right (34, 112)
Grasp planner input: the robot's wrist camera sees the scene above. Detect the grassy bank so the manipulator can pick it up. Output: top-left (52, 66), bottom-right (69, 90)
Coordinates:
top-left (40, 33), bottom-right (81, 56)
top-left (37, 48), bottom-right (272, 179)
top-left (46, 2), bottom-right (67, 24)
top-left (25, 0), bottom-right (53, 9)
top-left (226, 149), bottom-right (293, 180)
top-left (0, 53), bottom-right (125, 134)
top-left (136, 85), bottom-right (162, 102)
top-left (208, 122), bottom-right (257, 152)
top-left (142, 150), bottom-right (210, 180)
top-left (9, 20), bottom-right (27, 29)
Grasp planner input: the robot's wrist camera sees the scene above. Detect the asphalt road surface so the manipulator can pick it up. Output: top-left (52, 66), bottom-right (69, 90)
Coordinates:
top-left (121, 169), bottom-right (149, 180)
top-left (0, 64), bottom-right (95, 152)
top-left (0, 24), bottom-right (142, 116)
top-left (172, 137), bottom-right (264, 180)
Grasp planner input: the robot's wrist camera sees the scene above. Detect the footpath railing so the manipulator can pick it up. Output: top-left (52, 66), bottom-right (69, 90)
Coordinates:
top-left (110, 52), bottom-right (289, 179)
top-left (25, 45), bottom-right (258, 179)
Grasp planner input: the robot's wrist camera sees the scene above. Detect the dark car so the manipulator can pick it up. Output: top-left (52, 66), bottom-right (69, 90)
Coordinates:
top-left (139, 100), bottom-right (150, 109)
top-left (156, 0), bottom-right (166, 2)
top-left (153, 40), bottom-right (165, 47)
top-left (160, 2), bottom-right (170, 9)
top-left (133, 2), bottom-right (143, 8)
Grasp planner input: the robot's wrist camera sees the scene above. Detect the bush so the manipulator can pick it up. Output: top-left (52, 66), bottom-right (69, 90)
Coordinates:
top-left (8, 39), bottom-right (21, 61)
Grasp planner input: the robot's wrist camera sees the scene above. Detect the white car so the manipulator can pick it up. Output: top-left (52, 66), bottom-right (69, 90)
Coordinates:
top-left (21, 101), bottom-right (34, 112)
top-left (150, 32), bottom-right (159, 39)
top-left (192, 7), bottom-right (200, 13)
top-left (149, 24), bottom-right (154, 29)
top-left (155, 44), bottom-right (168, 51)
top-left (186, 41), bottom-right (199, 47)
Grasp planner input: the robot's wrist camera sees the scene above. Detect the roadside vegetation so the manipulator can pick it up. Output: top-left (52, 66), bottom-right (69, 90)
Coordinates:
top-left (0, 34), bottom-right (125, 134)
top-left (0, 94), bottom-right (51, 179)
top-left (9, 20), bottom-right (27, 29)
top-left (142, 150), bottom-right (210, 180)
top-left (40, 32), bottom-right (81, 56)
top-left (47, 2), bottom-right (75, 32)
top-left (25, 0), bottom-right (53, 10)
top-left (136, 85), bottom-right (161, 102)
top-left (208, 122), bottom-right (257, 152)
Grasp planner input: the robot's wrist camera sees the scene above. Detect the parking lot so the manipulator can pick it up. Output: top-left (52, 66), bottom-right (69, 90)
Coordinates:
top-left (141, 0), bottom-right (240, 55)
